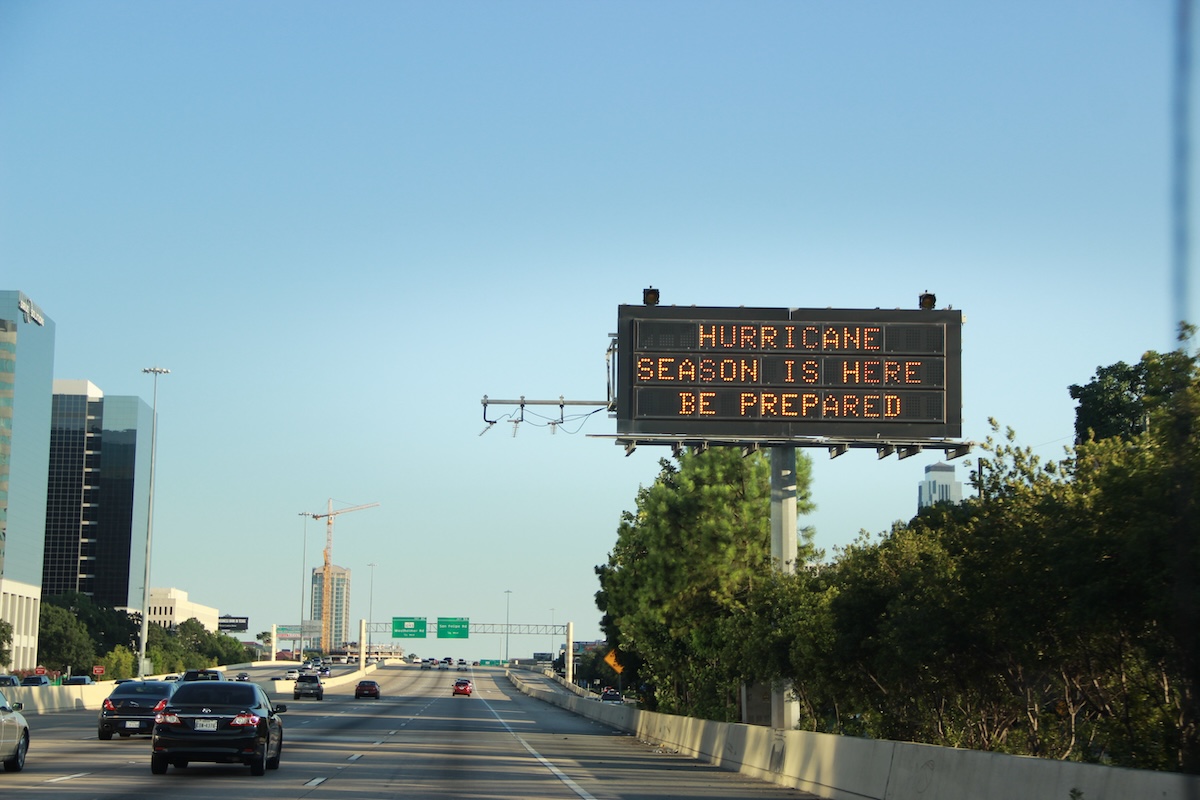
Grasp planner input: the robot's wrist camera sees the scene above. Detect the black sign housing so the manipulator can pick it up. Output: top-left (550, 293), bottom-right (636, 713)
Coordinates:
top-left (616, 305), bottom-right (962, 440)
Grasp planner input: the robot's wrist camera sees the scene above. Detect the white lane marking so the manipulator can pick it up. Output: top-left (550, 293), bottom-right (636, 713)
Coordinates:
top-left (479, 696), bottom-right (598, 800)
top-left (44, 773), bottom-right (91, 783)
top-left (348, 754), bottom-right (363, 762)
top-left (304, 777), bottom-right (327, 787)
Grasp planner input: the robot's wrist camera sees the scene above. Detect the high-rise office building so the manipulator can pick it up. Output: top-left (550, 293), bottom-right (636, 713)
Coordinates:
top-left (0, 291), bottom-right (56, 671)
top-left (44, 380), bottom-right (152, 611)
top-left (310, 565), bottom-right (351, 651)
top-left (918, 462), bottom-right (964, 509)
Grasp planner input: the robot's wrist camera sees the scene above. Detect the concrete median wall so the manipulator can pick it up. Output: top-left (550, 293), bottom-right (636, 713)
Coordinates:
top-left (5, 661), bottom-right (374, 714)
top-left (508, 671), bottom-right (1200, 800)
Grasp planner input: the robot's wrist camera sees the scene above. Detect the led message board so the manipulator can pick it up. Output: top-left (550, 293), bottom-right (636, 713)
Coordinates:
top-left (616, 305), bottom-right (962, 440)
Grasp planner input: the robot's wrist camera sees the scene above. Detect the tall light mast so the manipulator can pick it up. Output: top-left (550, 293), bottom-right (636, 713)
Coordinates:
top-left (304, 499), bottom-right (378, 652)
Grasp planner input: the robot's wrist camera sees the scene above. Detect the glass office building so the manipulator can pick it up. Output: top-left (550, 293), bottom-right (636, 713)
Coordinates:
top-left (0, 291), bottom-right (56, 671)
top-left (311, 565), bottom-right (351, 650)
top-left (45, 381), bottom-right (151, 611)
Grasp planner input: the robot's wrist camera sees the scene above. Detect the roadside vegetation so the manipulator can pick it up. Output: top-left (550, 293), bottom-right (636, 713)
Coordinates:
top-left (596, 327), bottom-right (1200, 773)
top-left (22, 593), bottom-right (254, 681)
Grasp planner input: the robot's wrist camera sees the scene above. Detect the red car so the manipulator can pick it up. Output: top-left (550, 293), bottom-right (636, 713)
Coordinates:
top-left (354, 680), bottom-right (380, 699)
top-left (452, 679), bottom-right (473, 696)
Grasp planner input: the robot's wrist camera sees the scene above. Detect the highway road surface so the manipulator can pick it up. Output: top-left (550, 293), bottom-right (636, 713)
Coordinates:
top-left (3, 664), bottom-right (818, 799)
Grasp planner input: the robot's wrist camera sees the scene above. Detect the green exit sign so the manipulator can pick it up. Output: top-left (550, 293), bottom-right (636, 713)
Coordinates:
top-left (437, 617), bottom-right (469, 639)
top-left (392, 617), bottom-right (427, 638)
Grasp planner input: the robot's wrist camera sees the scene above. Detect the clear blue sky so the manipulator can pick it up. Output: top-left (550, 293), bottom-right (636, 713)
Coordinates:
top-left (1, 1), bottom-right (1187, 661)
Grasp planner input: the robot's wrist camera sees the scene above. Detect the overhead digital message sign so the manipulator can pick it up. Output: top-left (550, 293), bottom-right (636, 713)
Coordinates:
top-left (616, 305), bottom-right (962, 440)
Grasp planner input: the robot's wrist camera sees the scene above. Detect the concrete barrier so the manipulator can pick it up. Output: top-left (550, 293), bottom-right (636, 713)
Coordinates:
top-left (508, 672), bottom-right (1200, 800)
top-left (5, 661), bottom-right (376, 714)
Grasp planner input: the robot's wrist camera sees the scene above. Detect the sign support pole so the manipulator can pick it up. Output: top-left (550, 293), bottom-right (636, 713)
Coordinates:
top-left (770, 446), bottom-right (800, 730)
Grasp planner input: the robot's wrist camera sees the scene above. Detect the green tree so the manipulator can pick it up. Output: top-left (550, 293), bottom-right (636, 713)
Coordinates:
top-left (1069, 324), bottom-right (1198, 444)
top-left (38, 604), bottom-right (96, 675)
top-left (0, 619), bottom-right (12, 669)
top-left (42, 593), bottom-right (137, 656)
top-left (100, 645), bottom-right (135, 681)
top-left (596, 447), bottom-right (814, 720)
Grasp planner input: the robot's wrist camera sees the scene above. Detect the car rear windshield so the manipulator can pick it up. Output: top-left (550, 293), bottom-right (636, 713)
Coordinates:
top-left (171, 684), bottom-right (257, 706)
top-left (111, 681), bottom-right (174, 697)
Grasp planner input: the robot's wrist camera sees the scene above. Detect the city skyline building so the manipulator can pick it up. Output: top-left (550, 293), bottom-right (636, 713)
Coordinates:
top-left (0, 291), bottom-right (56, 671)
top-left (146, 587), bottom-right (219, 632)
top-left (44, 380), bottom-right (152, 611)
top-left (310, 564), bottom-right (351, 650)
top-left (918, 462), bottom-right (964, 509)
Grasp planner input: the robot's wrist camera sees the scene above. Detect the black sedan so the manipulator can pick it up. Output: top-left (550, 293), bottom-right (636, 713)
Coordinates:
top-left (150, 681), bottom-right (285, 776)
top-left (98, 680), bottom-right (178, 739)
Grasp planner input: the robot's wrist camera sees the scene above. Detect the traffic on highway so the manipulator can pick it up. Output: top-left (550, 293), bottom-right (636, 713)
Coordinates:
top-left (0, 664), bottom-right (812, 799)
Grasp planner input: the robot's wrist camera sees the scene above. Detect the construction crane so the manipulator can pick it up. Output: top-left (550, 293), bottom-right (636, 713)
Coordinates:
top-left (304, 499), bottom-right (379, 653)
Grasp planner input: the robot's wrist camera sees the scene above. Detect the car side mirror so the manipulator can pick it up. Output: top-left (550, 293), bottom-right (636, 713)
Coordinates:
top-left (10, 702), bottom-right (23, 711)
top-left (274, 703), bottom-right (288, 713)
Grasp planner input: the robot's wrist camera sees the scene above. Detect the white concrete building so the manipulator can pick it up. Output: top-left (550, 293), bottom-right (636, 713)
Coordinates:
top-left (918, 462), bottom-right (964, 509)
top-left (147, 587), bottom-right (219, 632)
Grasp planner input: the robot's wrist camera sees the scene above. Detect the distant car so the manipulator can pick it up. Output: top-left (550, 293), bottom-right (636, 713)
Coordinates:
top-left (354, 680), bottom-right (380, 699)
top-left (19, 675), bottom-right (50, 688)
top-left (98, 680), bottom-right (178, 739)
top-left (64, 675), bottom-right (94, 685)
top-left (600, 688), bottom-right (623, 703)
top-left (178, 669), bottom-right (225, 682)
top-left (457, 659), bottom-right (468, 671)
top-left (420, 659), bottom-right (433, 670)
top-left (284, 669), bottom-right (300, 680)
top-left (452, 679), bottom-right (473, 696)
top-left (318, 666), bottom-right (331, 677)
top-left (0, 676), bottom-right (18, 689)
top-left (408, 654), bottom-right (421, 664)
top-left (293, 674), bottom-right (324, 701)
top-left (234, 672), bottom-right (251, 682)
top-left (150, 681), bottom-right (285, 775)
top-left (0, 689), bottom-right (29, 772)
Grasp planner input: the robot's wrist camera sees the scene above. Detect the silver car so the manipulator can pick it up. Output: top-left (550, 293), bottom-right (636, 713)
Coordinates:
top-left (0, 689), bottom-right (29, 772)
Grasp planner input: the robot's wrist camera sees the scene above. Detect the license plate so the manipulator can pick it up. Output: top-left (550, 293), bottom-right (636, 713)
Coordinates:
top-left (194, 719), bottom-right (218, 731)
top-left (124, 721), bottom-right (141, 728)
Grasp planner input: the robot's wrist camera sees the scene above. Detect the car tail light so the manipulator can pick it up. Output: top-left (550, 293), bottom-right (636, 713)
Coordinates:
top-left (155, 711), bottom-right (181, 725)
top-left (103, 698), bottom-right (116, 711)
top-left (230, 712), bottom-right (260, 727)
top-left (152, 698), bottom-right (168, 712)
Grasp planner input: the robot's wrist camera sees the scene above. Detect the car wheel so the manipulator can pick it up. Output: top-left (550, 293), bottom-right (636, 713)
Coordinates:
top-left (293, 694), bottom-right (300, 700)
top-left (266, 735), bottom-right (282, 770)
top-left (317, 694), bottom-right (323, 701)
top-left (2, 731), bottom-right (27, 772)
top-left (250, 743), bottom-right (267, 776)
top-left (150, 754), bottom-right (168, 775)
top-left (98, 729), bottom-right (113, 741)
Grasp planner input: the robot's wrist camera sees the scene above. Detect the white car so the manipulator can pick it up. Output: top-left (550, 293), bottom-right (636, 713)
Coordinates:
top-left (0, 689), bottom-right (28, 772)
top-left (285, 669), bottom-right (300, 680)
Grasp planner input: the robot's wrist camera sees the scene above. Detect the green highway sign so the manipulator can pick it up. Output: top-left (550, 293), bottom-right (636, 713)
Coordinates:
top-left (392, 617), bottom-right (427, 638)
top-left (437, 617), bottom-right (469, 639)
top-left (479, 659), bottom-right (502, 666)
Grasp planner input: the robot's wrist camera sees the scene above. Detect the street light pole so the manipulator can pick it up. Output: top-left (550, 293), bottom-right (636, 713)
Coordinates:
top-left (504, 590), bottom-right (512, 663)
top-left (137, 367), bottom-right (169, 678)
top-left (298, 512), bottom-right (309, 662)
top-left (367, 562), bottom-right (377, 657)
